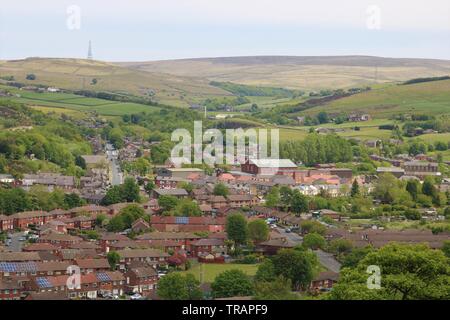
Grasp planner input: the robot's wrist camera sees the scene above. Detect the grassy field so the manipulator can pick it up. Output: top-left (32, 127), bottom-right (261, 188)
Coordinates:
top-left (303, 79), bottom-right (450, 118)
top-left (121, 56), bottom-right (450, 92)
top-left (180, 263), bottom-right (259, 283)
top-left (0, 58), bottom-right (231, 107)
top-left (1, 85), bottom-right (162, 116)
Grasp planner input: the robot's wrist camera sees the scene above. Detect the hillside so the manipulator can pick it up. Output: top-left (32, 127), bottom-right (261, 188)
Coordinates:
top-left (301, 79), bottom-right (450, 118)
top-left (119, 55), bottom-right (450, 91)
top-left (0, 58), bottom-right (231, 107)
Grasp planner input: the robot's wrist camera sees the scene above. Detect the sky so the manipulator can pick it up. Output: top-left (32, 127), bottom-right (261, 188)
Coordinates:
top-left (1, 0), bottom-right (450, 61)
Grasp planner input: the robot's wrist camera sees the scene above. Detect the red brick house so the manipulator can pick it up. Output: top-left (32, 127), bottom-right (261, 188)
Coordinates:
top-left (38, 232), bottom-right (83, 248)
top-left (241, 159), bottom-right (297, 175)
top-left (310, 271), bottom-right (339, 292)
top-left (0, 278), bottom-right (22, 300)
top-left (0, 215), bottom-right (14, 232)
top-left (125, 267), bottom-right (158, 296)
top-left (26, 271), bottom-right (125, 299)
top-left (227, 194), bottom-right (259, 208)
top-left (100, 233), bottom-right (130, 253)
top-left (115, 249), bottom-right (169, 270)
top-left (75, 258), bottom-right (111, 274)
top-left (150, 216), bottom-right (226, 233)
top-left (190, 239), bottom-right (227, 258)
top-left (136, 232), bottom-right (201, 252)
top-left (11, 211), bottom-right (53, 230)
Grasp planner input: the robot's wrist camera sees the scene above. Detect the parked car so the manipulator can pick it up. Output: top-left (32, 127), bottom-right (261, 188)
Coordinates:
top-left (285, 228), bottom-right (292, 233)
top-left (130, 293), bottom-right (142, 300)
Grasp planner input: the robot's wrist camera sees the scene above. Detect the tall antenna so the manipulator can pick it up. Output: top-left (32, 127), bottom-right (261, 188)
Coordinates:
top-left (87, 40), bottom-right (93, 60)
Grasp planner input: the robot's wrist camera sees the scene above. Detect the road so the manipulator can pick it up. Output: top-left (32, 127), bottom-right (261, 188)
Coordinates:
top-left (315, 249), bottom-right (342, 273)
top-left (276, 227), bottom-right (303, 244)
top-left (6, 232), bottom-right (26, 252)
top-left (106, 143), bottom-right (123, 186)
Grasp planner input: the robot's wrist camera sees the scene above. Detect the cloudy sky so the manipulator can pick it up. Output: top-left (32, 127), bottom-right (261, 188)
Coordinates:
top-left (1, 0), bottom-right (449, 61)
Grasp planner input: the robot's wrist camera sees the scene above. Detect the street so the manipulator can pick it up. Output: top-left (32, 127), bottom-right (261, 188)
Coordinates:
top-left (6, 232), bottom-right (26, 252)
top-left (106, 143), bottom-right (123, 186)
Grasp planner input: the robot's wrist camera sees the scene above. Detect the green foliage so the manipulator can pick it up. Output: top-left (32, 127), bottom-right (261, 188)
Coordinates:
top-left (302, 232), bottom-right (326, 250)
top-left (300, 220), bottom-right (327, 235)
top-left (107, 204), bottom-right (146, 232)
top-left (107, 251), bottom-right (120, 271)
top-left (330, 243), bottom-right (450, 300)
top-left (254, 276), bottom-right (297, 300)
top-left (157, 273), bottom-right (202, 300)
top-left (328, 238), bottom-right (353, 256)
top-left (265, 187), bottom-right (280, 208)
top-left (280, 134), bottom-right (353, 166)
top-left (211, 269), bottom-right (255, 298)
top-left (158, 195), bottom-right (179, 212)
top-left (248, 219), bottom-right (269, 243)
top-left (350, 179), bottom-right (360, 197)
top-left (226, 213), bottom-right (248, 246)
top-left (174, 199), bottom-right (202, 217)
top-left (340, 246), bottom-right (374, 269)
top-left (270, 249), bottom-right (315, 290)
top-left (442, 241), bottom-right (450, 258)
top-left (213, 183), bottom-right (229, 197)
top-left (210, 81), bottom-right (301, 98)
top-left (290, 190), bottom-right (309, 214)
top-left (255, 259), bottom-right (276, 282)
top-left (102, 177), bottom-right (140, 205)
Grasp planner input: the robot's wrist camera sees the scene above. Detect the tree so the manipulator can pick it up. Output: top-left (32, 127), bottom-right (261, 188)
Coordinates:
top-left (341, 246), bottom-right (373, 269)
top-left (271, 249), bottom-right (315, 290)
top-left (302, 233), bottom-right (326, 250)
top-left (157, 273), bottom-right (203, 300)
top-left (279, 186), bottom-right (293, 211)
top-left (328, 238), bottom-right (353, 256)
top-left (406, 179), bottom-right (420, 200)
top-left (248, 219), bottom-right (269, 244)
top-left (290, 190), bottom-right (309, 214)
top-left (120, 204), bottom-right (146, 227)
top-left (299, 220), bottom-right (327, 235)
top-left (265, 187), bottom-right (280, 208)
top-left (175, 199), bottom-right (202, 217)
top-left (26, 74), bottom-right (36, 80)
top-left (226, 213), bottom-right (248, 246)
top-left (107, 251), bottom-right (120, 270)
top-left (330, 243), bottom-right (450, 300)
top-left (255, 259), bottom-right (276, 282)
top-left (254, 276), bottom-right (297, 300)
top-left (442, 241), bottom-right (450, 258)
top-left (213, 183), bottom-right (229, 197)
top-left (64, 193), bottom-right (85, 209)
top-left (122, 177), bottom-right (140, 202)
top-left (350, 179), bottom-right (360, 197)
top-left (211, 269), bottom-right (254, 298)
top-left (158, 195), bottom-right (179, 212)
top-left (144, 181), bottom-right (155, 194)
top-left (102, 186), bottom-right (124, 205)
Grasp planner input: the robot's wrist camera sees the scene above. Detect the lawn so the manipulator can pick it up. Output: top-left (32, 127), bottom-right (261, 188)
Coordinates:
top-left (180, 263), bottom-right (259, 283)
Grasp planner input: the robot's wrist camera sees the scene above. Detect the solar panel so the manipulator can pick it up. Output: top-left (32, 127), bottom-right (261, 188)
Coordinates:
top-left (176, 216), bottom-right (189, 224)
top-left (36, 277), bottom-right (52, 288)
top-left (0, 262), bottom-right (17, 272)
top-left (97, 272), bottom-right (111, 282)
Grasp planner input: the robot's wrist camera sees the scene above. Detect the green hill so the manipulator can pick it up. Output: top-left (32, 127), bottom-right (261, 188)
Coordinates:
top-left (0, 58), bottom-right (231, 107)
top-left (301, 79), bottom-right (450, 118)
